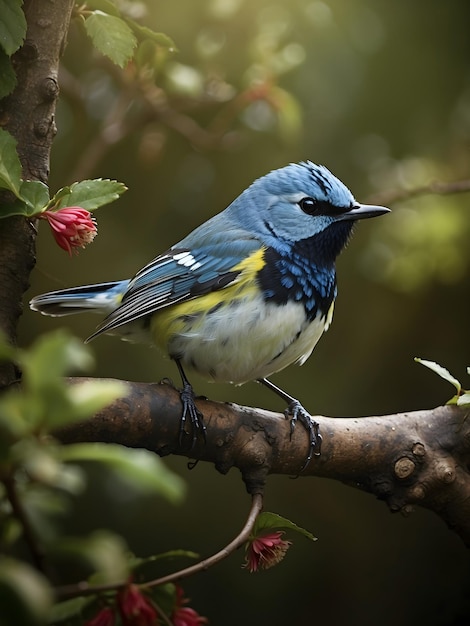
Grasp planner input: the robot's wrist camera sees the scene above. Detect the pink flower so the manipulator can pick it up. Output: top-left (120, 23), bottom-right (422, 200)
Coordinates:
top-left (117, 584), bottom-right (159, 626)
top-left (39, 206), bottom-right (97, 255)
top-left (171, 587), bottom-right (208, 626)
top-left (85, 606), bottom-right (116, 626)
top-left (172, 606), bottom-right (208, 626)
top-left (243, 530), bottom-right (292, 573)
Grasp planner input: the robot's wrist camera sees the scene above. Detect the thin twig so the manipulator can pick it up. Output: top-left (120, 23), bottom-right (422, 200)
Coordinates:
top-left (144, 492), bottom-right (263, 588)
top-left (3, 474), bottom-right (46, 574)
top-left (367, 178), bottom-right (470, 207)
top-left (54, 492), bottom-right (264, 600)
top-left (153, 599), bottom-right (173, 626)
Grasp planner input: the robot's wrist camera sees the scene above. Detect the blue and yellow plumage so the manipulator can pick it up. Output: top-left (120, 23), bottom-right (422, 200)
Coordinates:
top-left (30, 162), bottom-right (389, 469)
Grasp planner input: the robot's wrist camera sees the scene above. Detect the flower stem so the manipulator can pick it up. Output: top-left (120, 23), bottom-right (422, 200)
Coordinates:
top-left (144, 492), bottom-right (264, 588)
top-left (54, 492), bottom-right (264, 599)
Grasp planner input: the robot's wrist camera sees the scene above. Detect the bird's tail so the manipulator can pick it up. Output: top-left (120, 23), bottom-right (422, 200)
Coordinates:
top-left (29, 280), bottom-right (129, 317)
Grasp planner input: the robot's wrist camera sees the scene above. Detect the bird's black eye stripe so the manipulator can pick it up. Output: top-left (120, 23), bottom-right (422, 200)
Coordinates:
top-left (298, 197), bottom-right (337, 216)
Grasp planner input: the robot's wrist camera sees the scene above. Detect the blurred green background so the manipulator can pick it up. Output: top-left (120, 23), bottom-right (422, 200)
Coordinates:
top-left (21, 0), bottom-right (470, 624)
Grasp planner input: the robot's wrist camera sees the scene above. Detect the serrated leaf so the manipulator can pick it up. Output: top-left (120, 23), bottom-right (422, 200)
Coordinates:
top-left (84, 12), bottom-right (137, 68)
top-left (0, 128), bottom-right (22, 197)
top-left (414, 357), bottom-right (461, 394)
top-left (0, 49), bottom-right (17, 98)
top-left (53, 179), bottom-right (127, 211)
top-left (253, 512), bottom-right (317, 542)
top-left (59, 444), bottom-right (186, 503)
top-left (0, 0), bottom-right (27, 56)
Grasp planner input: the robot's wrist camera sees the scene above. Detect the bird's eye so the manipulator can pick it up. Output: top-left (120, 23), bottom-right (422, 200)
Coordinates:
top-left (298, 197), bottom-right (317, 215)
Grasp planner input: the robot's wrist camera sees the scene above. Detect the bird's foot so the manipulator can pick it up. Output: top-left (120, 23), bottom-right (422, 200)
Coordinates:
top-left (284, 400), bottom-right (322, 471)
top-left (179, 381), bottom-right (206, 448)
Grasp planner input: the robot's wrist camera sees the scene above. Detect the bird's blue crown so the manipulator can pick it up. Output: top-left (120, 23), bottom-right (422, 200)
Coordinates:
top-left (225, 161), bottom-right (356, 249)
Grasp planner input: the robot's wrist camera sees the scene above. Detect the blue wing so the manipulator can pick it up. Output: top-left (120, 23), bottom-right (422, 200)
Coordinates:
top-left (90, 224), bottom-right (261, 338)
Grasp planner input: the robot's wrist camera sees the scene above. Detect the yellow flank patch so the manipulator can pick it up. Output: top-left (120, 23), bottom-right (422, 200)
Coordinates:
top-left (231, 247), bottom-right (266, 273)
top-left (150, 247), bottom-right (267, 350)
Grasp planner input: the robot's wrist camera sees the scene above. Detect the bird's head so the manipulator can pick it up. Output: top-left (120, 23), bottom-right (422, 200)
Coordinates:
top-left (229, 161), bottom-right (389, 256)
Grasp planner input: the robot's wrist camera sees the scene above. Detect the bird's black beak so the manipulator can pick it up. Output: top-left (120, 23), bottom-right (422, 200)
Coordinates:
top-left (338, 203), bottom-right (390, 221)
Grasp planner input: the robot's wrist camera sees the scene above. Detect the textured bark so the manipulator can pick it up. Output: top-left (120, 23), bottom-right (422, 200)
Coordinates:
top-left (0, 0), bottom-right (74, 387)
top-left (59, 378), bottom-right (470, 546)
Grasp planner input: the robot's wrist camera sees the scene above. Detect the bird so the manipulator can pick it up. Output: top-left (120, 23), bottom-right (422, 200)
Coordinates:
top-left (30, 161), bottom-right (389, 470)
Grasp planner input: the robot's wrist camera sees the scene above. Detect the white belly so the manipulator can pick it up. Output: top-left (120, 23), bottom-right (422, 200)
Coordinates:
top-left (166, 295), bottom-right (332, 384)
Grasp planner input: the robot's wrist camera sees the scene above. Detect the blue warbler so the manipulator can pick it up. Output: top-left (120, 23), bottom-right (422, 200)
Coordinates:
top-left (30, 162), bottom-right (389, 469)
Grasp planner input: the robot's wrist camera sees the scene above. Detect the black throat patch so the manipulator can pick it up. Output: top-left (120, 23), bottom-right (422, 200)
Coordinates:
top-left (257, 222), bottom-right (354, 320)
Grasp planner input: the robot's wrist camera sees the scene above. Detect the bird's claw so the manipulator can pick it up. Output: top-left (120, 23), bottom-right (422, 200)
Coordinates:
top-left (179, 382), bottom-right (206, 448)
top-left (285, 400), bottom-right (322, 471)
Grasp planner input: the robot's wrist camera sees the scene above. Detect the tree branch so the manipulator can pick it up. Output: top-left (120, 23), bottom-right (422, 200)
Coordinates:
top-left (59, 378), bottom-right (470, 547)
top-left (0, 0), bottom-right (75, 386)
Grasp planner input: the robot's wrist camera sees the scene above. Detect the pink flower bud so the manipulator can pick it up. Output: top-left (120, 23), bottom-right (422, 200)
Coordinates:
top-left (117, 583), bottom-right (159, 626)
top-left (171, 586), bottom-right (208, 626)
top-left (243, 530), bottom-right (292, 573)
top-left (39, 206), bottom-right (97, 255)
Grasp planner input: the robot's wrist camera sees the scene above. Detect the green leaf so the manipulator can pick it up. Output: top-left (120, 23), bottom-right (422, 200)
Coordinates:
top-left (48, 597), bottom-right (94, 624)
top-left (6, 331), bottom-right (125, 432)
top-left (66, 379), bottom-right (126, 421)
top-left (0, 49), bottom-right (17, 98)
top-left (253, 512), bottom-right (317, 542)
top-left (21, 330), bottom-right (94, 391)
top-left (0, 180), bottom-right (49, 218)
top-left (83, 0), bottom-right (120, 17)
top-left (0, 394), bottom-right (32, 446)
top-left (0, 0), bottom-right (27, 56)
top-left (414, 357), bottom-right (461, 394)
top-left (59, 443), bottom-right (186, 503)
top-left (127, 19), bottom-right (177, 51)
top-left (18, 180), bottom-right (50, 213)
top-left (51, 178), bottom-right (127, 211)
top-left (0, 197), bottom-right (32, 218)
top-left (129, 549), bottom-right (199, 571)
top-left (53, 530), bottom-right (130, 585)
top-left (84, 12), bottom-right (137, 68)
top-left (0, 128), bottom-right (22, 197)
top-left (0, 558), bottom-right (52, 626)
